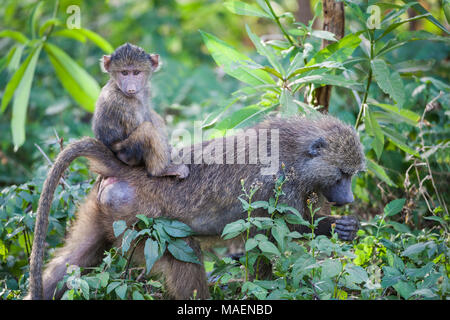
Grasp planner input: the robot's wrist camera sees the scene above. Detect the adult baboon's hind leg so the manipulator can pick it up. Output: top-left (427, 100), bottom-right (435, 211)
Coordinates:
top-left (155, 237), bottom-right (210, 299)
top-left (30, 191), bottom-right (111, 300)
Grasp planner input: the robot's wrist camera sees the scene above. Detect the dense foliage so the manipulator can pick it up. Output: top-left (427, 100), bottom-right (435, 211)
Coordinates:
top-left (0, 0), bottom-right (448, 300)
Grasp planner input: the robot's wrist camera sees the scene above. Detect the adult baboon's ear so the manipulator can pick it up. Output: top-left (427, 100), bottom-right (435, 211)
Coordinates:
top-left (149, 54), bottom-right (161, 72)
top-left (308, 137), bottom-right (327, 157)
top-left (101, 55), bottom-right (111, 73)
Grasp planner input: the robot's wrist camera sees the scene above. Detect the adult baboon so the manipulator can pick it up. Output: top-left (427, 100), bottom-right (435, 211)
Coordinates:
top-left (27, 115), bottom-right (365, 300)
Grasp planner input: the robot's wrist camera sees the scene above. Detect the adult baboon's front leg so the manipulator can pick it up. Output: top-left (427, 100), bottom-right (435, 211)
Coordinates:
top-left (156, 237), bottom-right (210, 299)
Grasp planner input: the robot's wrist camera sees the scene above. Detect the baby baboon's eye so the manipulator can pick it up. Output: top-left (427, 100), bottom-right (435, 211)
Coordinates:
top-left (121, 71), bottom-right (129, 76)
top-left (133, 70), bottom-right (141, 75)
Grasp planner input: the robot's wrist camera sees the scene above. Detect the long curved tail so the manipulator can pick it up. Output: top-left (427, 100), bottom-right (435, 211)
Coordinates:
top-left (29, 137), bottom-right (125, 299)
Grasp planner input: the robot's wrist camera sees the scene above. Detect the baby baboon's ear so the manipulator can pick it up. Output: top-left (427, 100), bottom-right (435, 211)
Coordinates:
top-left (149, 54), bottom-right (161, 72)
top-left (101, 55), bottom-right (111, 73)
top-left (308, 137), bottom-right (327, 157)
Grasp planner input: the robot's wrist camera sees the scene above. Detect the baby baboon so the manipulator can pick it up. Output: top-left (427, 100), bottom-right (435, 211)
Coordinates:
top-left (93, 42), bottom-right (188, 178)
top-left (27, 115), bottom-right (365, 300)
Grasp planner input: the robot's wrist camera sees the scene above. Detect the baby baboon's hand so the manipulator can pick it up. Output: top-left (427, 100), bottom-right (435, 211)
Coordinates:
top-left (334, 215), bottom-right (359, 241)
top-left (112, 142), bottom-right (141, 166)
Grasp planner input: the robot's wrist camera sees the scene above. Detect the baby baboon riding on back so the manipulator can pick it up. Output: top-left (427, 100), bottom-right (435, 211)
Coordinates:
top-left (93, 43), bottom-right (188, 178)
top-left (27, 114), bottom-right (365, 300)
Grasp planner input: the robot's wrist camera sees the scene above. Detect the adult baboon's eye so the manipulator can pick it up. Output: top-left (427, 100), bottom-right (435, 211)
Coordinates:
top-left (121, 71), bottom-right (128, 76)
top-left (133, 70), bottom-right (140, 75)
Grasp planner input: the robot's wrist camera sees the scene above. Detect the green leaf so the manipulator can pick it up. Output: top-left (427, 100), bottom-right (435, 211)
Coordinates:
top-left (378, 13), bottom-right (431, 41)
top-left (45, 43), bottom-right (100, 112)
top-left (401, 241), bottom-right (433, 257)
top-left (115, 283), bottom-right (128, 300)
top-left (287, 61), bottom-right (343, 80)
top-left (38, 18), bottom-right (61, 37)
top-left (371, 59), bottom-right (405, 108)
top-left (393, 281), bottom-right (416, 299)
top-left (11, 44), bottom-right (43, 150)
top-left (366, 158), bottom-right (396, 187)
top-left (384, 198), bottom-right (406, 217)
top-left (245, 238), bottom-right (258, 251)
top-left (246, 24), bottom-right (284, 76)
top-left (144, 239), bottom-right (159, 274)
top-left (136, 214), bottom-right (150, 227)
top-left (289, 74), bottom-right (363, 91)
top-left (258, 240), bottom-right (280, 256)
top-left (200, 31), bottom-right (275, 86)
top-left (381, 126), bottom-right (420, 157)
top-left (345, 265), bottom-right (368, 284)
top-left (401, 0), bottom-right (450, 35)
top-left (321, 259), bottom-right (342, 279)
top-left (307, 33), bottom-right (362, 65)
top-left (279, 89), bottom-right (297, 116)
top-left (132, 291), bottom-right (145, 300)
top-left (369, 102), bottom-right (420, 125)
top-left (121, 229), bottom-right (137, 254)
top-left (364, 105), bottom-right (384, 159)
top-left (106, 282), bottom-right (121, 294)
top-left (0, 30), bottom-right (29, 44)
top-left (113, 220), bottom-right (127, 237)
top-left (158, 218), bottom-right (194, 238)
top-left (77, 28), bottom-right (114, 54)
top-left (224, 1), bottom-right (271, 18)
top-left (52, 29), bottom-right (87, 43)
top-left (221, 219), bottom-right (247, 239)
top-left (214, 104), bottom-right (272, 131)
top-left (310, 30), bottom-right (337, 42)
top-left (167, 239), bottom-right (201, 264)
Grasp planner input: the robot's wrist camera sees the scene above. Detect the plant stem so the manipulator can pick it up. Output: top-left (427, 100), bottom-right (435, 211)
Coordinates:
top-left (264, 0), bottom-right (296, 47)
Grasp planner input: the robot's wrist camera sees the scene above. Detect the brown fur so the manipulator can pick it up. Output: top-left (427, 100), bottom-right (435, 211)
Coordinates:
top-left (93, 43), bottom-right (188, 178)
top-left (27, 115), bottom-right (365, 300)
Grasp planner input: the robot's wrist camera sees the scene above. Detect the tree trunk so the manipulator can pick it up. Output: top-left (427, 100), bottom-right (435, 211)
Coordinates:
top-left (313, 0), bottom-right (345, 112)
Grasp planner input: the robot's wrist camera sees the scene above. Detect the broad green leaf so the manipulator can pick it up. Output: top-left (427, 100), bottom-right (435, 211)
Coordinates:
top-left (371, 59), bottom-right (405, 108)
top-left (113, 220), bottom-right (127, 237)
top-left (221, 219), bottom-right (247, 239)
top-left (136, 214), bottom-right (150, 227)
top-left (121, 229), bottom-right (137, 254)
top-left (200, 31), bottom-right (275, 86)
top-left (279, 89), bottom-right (297, 116)
top-left (258, 240), bottom-right (280, 256)
top-left (214, 104), bottom-right (272, 131)
top-left (167, 239), bottom-right (201, 264)
top-left (132, 291), bottom-right (145, 300)
top-left (115, 283), bottom-right (128, 300)
top-left (245, 238), bottom-right (258, 251)
top-left (321, 259), bottom-right (342, 279)
top-left (393, 281), bottom-right (416, 299)
top-left (0, 30), bottom-right (29, 44)
top-left (45, 43), bottom-right (100, 112)
top-left (11, 44), bottom-right (43, 150)
top-left (158, 218), bottom-right (194, 238)
top-left (106, 282), bottom-right (121, 294)
top-left (307, 33), bottom-right (362, 65)
top-left (310, 30), bottom-right (337, 42)
top-left (364, 105), bottom-right (384, 159)
top-left (384, 198), bottom-right (406, 217)
top-left (345, 265), bottom-right (368, 284)
top-left (370, 102), bottom-right (420, 125)
top-left (366, 158), bottom-right (396, 187)
top-left (246, 24), bottom-right (284, 76)
top-left (401, 241), bottom-right (433, 257)
top-left (144, 239), bottom-right (159, 274)
top-left (224, 1), bottom-right (271, 18)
